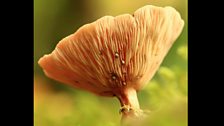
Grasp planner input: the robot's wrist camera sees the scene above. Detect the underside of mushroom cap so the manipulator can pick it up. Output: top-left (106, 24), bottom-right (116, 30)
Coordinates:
top-left (38, 5), bottom-right (184, 97)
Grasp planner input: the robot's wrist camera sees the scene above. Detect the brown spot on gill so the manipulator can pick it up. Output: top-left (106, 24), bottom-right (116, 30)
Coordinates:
top-left (99, 50), bottom-right (103, 55)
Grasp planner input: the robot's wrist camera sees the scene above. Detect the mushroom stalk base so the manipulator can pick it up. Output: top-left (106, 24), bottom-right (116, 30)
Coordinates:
top-left (116, 88), bottom-right (149, 125)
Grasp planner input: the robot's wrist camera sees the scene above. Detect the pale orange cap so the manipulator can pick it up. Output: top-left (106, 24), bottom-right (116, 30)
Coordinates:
top-left (38, 5), bottom-right (184, 97)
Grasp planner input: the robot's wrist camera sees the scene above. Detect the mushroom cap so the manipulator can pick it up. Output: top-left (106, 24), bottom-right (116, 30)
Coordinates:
top-left (38, 5), bottom-right (184, 97)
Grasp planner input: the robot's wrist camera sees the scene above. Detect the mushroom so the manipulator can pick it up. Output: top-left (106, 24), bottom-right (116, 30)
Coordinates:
top-left (38, 5), bottom-right (184, 123)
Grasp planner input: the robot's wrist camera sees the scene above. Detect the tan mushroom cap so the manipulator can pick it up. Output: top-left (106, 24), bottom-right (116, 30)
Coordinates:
top-left (38, 5), bottom-right (184, 97)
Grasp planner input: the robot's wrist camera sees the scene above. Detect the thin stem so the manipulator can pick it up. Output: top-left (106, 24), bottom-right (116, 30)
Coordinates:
top-left (115, 87), bottom-right (150, 125)
top-left (116, 88), bottom-right (141, 121)
top-left (117, 87), bottom-right (140, 109)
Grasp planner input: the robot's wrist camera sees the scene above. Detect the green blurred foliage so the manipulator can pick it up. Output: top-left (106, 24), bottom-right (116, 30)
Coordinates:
top-left (34, 0), bottom-right (187, 126)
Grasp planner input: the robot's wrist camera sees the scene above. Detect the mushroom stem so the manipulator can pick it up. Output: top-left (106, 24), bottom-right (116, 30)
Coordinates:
top-left (117, 87), bottom-right (140, 110)
top-left (116, 87), bottom-right (150, 125)
top-left (116, 87), bottom-right (145, 124)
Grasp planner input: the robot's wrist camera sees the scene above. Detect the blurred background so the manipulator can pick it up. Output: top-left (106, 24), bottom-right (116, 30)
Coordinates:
top-left (34, 0), bottom-right (187, 126)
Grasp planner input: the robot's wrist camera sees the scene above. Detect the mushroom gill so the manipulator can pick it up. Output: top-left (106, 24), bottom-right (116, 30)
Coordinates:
top-left (38, 5), bottom-right (184, 121)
